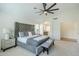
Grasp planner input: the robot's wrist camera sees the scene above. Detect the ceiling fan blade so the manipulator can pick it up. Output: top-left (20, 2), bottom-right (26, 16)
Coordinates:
top-left (48, 11), bottom-right (54, 14)
top-left (39, 9), bottom-right (44, 12)
top-left (43, 3), bottom-right (47, 10)
top-left (39, 9), bottom-right (44, 11)
top-left (35, 11), bottom-right (41, 13)
top-left (47, 3), bottom-right (56, 10)
top-left (49, 8), bottom-right (59, 11)
top-left (39, 12), bottom-right (44, 15)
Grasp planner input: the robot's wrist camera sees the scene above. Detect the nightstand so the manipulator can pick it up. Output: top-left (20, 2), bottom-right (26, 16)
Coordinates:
top-left (1, 38), bottom-right (15, 51)
top-left (0, 39), bottom-right (1, 51)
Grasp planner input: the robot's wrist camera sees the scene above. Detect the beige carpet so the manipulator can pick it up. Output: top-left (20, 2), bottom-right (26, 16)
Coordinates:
top-left (0, 40), bottom-right (79, 56)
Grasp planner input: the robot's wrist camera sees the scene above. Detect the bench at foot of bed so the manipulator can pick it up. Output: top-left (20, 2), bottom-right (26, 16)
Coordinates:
top-left (41, 39), bottom-right (54, 54)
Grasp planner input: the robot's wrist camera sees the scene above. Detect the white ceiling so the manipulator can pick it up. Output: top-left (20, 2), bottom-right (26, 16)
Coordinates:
top-left (0, 3), bottom-right (79, 23)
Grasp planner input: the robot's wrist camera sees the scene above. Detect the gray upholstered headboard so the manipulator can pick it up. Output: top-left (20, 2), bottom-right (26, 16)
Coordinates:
top-left (15, 22), bottom-right (35, 46)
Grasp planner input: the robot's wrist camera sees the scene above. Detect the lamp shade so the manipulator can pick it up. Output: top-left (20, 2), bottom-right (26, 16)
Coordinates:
top-left (2, 28), bottom-right (9, 40)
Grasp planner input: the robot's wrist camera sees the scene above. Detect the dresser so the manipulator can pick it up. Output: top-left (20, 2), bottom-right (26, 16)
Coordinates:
top-left (1, 38), bottom-right (15, 51)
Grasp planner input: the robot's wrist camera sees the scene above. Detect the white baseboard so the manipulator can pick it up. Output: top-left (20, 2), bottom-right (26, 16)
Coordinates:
top-left (61, 37), bottom-right (77, 42)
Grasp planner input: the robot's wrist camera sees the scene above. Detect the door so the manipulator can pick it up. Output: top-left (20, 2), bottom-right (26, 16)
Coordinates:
top-left (50, 20), bottom-right (60, 40)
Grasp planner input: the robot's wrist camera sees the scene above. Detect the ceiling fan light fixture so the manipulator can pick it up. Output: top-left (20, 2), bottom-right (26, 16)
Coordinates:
top-left (44, 11), bottom-right (48, 15)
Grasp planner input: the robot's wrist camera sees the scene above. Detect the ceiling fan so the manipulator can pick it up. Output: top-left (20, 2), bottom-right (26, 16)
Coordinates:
top-left (34, 3), bottom-right (59, 16)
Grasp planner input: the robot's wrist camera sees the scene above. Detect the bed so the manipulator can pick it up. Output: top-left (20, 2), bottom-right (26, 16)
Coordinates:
top-left (15, 22), bottom-right (49, 56)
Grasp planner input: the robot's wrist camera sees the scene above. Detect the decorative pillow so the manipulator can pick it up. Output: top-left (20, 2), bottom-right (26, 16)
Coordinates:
top-left (24, 32), bottom-right (28, 36)
top-left (31, 31), bottom-right (35, 35)
top-left (19, 32), bottom-right (25, 37)
top-left (28, 32), bottom-right (32, 36)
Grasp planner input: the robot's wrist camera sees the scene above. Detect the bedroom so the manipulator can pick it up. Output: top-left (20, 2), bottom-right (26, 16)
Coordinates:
top-left (0, 3), bottom-right (79, 56)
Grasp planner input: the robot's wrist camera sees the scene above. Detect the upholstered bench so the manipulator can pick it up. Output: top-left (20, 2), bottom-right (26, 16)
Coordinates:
top-left (41, 39), bottom-right (54, 54)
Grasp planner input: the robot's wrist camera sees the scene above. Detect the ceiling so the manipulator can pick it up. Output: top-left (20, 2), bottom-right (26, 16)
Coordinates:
top-left (0, 3), bottom-right (79, 23)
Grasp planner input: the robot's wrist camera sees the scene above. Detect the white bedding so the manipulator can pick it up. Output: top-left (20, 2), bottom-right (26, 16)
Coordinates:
top-left (17, 37), bottom-right (28, 44)
top-left (17, 35), bottom-right (39, 44)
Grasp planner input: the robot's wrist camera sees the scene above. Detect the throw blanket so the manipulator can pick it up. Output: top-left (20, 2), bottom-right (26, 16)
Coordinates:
top-left (26, 36), bottom-right (49, 47)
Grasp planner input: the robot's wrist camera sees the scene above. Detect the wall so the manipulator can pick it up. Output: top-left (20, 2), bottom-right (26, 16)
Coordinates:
top-left (61, 21), bottom-right (78, 40)
top-left (0, 4), bottom-right (41, 39)
top-left (0, 13), bottom-right (37, 39)
top-left (55, 3), bottom-right (79, 41)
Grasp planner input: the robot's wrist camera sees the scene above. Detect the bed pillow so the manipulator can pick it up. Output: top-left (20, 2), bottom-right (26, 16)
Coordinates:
top-left (28, 32), bottom-right (32, 36)
top-left (19, 32), bottom-right (25, 37)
